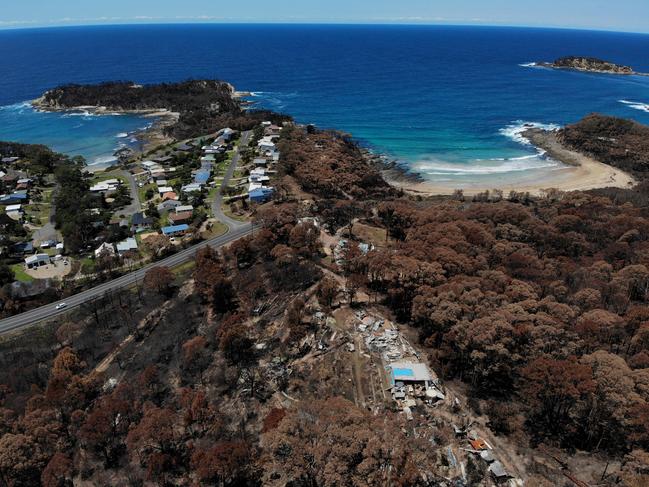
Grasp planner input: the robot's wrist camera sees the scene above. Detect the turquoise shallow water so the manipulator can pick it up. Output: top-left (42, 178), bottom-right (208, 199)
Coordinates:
top-left (0, 102), bottom-right (151, 169)
top-left (1, 24), bottom-right (649, 181)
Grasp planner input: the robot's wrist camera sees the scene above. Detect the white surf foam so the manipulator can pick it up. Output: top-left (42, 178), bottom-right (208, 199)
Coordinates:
top-left (89, 155), bottom-right (118, 166)
top-left (115, 132), bottom-right (129, 138)
top-left (620, 99), bottom-right (649, 113)
top-left (499, 120), bottom-right (561, 146)
top-left (519, 62), bottom-right (539, 68)
top-left (412, 156), bottom-right (559, 176)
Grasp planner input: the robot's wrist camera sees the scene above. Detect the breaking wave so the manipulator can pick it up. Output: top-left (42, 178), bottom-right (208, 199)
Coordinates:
top-left (499, 120), bottom-right (561, 146)
top-left (620, 99), bottom-right (649, 113)
top-left (88, 155), bottom-right (118, 166)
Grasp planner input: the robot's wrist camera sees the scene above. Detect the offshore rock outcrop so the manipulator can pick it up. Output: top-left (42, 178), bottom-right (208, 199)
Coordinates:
top-left (536, 56), bottom-right (647, 75)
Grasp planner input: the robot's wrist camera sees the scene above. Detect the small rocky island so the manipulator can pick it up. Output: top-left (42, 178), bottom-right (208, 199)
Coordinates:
top-left (536, 56), bottom-right (647, 75)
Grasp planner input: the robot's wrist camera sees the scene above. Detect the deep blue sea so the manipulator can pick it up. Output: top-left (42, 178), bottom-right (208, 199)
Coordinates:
top-left (1, 24), bottom-right (649, 181)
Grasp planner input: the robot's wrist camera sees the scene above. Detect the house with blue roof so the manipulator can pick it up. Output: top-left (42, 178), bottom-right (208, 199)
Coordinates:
top-left (0, 192), bottom-right (28, 205)
top-left (194, 170), bottom-right (210, 184)
top-left (249, 187), bottom-right (274, 203)
top-left (161, 224), bottom-right (189, 236)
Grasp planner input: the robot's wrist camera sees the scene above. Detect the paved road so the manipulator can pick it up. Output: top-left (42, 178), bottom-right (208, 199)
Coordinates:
top-left (211, 131), bottom-right (251, 230)
top-left (0, 131), bottom-right (255, 336)
top-left (0, 224), bottom-right (255, 335)
top-left (118, 169), bottom-right (143, 218)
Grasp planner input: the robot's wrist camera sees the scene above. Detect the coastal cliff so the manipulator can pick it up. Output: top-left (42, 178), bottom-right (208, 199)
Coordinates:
top-left (536, 56), bottom-right (645, 75)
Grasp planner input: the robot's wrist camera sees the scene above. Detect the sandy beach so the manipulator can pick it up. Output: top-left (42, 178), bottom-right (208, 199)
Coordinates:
top-left (384, 129), bottom-right (637, 197)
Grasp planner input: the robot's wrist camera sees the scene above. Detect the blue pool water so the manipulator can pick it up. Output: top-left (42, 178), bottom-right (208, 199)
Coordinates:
top-left (1, 24), bottom-right (648, 181)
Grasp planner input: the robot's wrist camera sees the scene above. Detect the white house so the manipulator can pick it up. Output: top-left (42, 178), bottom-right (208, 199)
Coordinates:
top-left (248, 182), bottom-right (263, 192)
top-left (182, 183), bottom-right (202, 193)
top-left (249, 168), bottom-right (269, 184)
top-left (157, 186), bottom-right (173, 194)
top-left (175, 205), bottom-right (194, 213)
top-left (25, 253), bottom-right (51, 269)
top-left (90, 179), bottom-right (121, 193)
top-left (116, 237), bottom-right (138, 255)
top-left (258, 136), bottom-right (276, 152)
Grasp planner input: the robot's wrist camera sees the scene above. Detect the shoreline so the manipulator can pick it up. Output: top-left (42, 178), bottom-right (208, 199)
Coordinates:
top-left (31, 99), bottom-right (179, 172)
top-left (383, 129), bottom-right (637, 197)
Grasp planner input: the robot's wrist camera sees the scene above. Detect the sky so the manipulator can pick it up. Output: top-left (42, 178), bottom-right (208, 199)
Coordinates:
top-left (2, 0), bottom-right (649, 33)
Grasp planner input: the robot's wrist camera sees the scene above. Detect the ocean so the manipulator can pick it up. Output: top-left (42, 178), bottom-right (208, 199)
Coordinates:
top-left (1, 24), bottom-right (649, 181)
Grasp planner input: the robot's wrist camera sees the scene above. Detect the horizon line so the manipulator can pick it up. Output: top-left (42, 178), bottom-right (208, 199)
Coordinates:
top-left (0, 20), bottom-right (648, 36)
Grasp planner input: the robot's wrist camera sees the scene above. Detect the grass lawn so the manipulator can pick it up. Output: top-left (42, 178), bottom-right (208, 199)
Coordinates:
top-left (91, 171), bottom-right (122, 184)
top-left (11, 264), bottom-right (34, 283)
top-left (201, 221), bottom-right (228, 239)
top-left (221, 203), bottom-right (250, 222)
top-left (138, 183), bottom-right (156, 203)
top-left (24, 203), bottom-right (51, 226)
top-left (79, 257), bottom-right (96, 275)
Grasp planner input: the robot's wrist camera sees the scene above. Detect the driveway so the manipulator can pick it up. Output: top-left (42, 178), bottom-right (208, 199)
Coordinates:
top-left (116, 169), bottom-right (143, 218)
top-left (211, 130), bottom-right (251, 230)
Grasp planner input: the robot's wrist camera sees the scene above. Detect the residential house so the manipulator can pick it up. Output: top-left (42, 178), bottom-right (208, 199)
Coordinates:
top-left (153, 155), bottom-right (174, 165)
top-left (5, 204), bottom-right (23, 220)
top-left (11, 241), bottom-right (34, 255)
top-left (39, 239), bottom-right (58, 249)
top-left (25, 253), bottom-right (51, 269)
top-left (248, 182), bottom-right (263, 193)
top-left (264, 124), bottom-right (282, 136)
top-left (220, 127), bottom-right (236, 141)
top-left (181, 183), bottom-right (202, 193)
top-left (176, 143), bottom-right (193, 152)
top-left (194, 170), bottom-right (210, 185)
top-left (162, 192), bottom-right (178, 202)
top-left (249, 167), bottom-right (269, 185)
top-left (1, 157), bottom-right (19, 164)
top-left (157, 199), bottom-right (182, 212)
top-left (249, 187), bottom-right (274, 203)
top-left (90, 179), bottom-right (121, 193)
top-left (168, 211), bottom-right (193, 225)
top-left (175, 205), bottom-right (194, 213)
top-left (0, 193), bottom-right (28, 205)
top-left (157, 186), bottom-right (174, 194)
top-left (131, 212), bottom-right (153, 230)
top-left (253, 158), bottom-right (269, 167)
top-left (161, 224), bottom-right (189, 236)
top-left (116, 237), bottom-right (138, 255)
top-left (258, 137), bottom-right (276, 152)
top-left (0, 174), bottom-right (18, 187)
